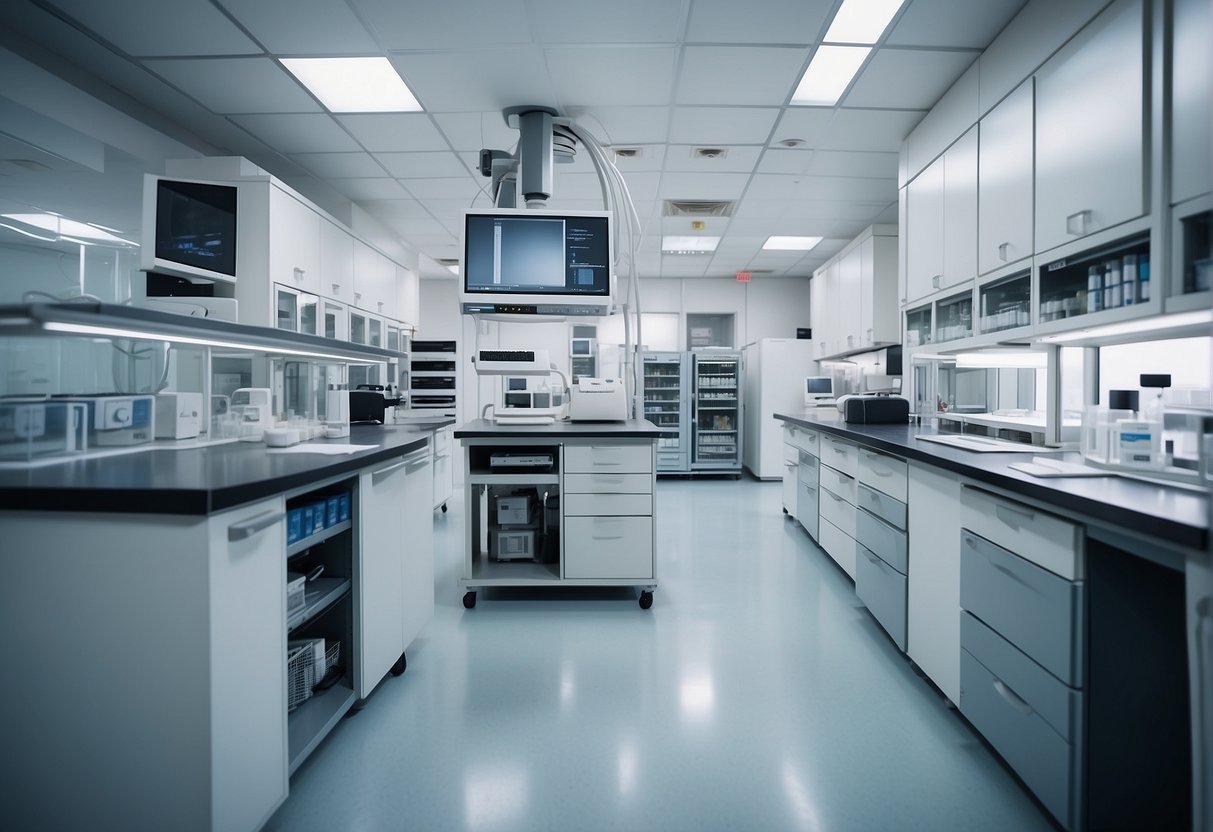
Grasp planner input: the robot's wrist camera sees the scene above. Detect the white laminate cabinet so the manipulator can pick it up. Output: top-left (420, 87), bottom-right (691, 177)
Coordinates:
top-left (401, 446), bottom-right (434, 651)
top-left (354, 241), bottom-right (398, 320)
top-left (322, 297), bottom-right (347, 341)
top-left (274, 284), bottom-right (319, 336)
top-left (782, 438), bottom-right (799, 516)
top-left (320, 219), bottom-right (355, 304)
top-left (1171, 0), bottom-right (1212, 205)
top-left (906, 462), bottom-right (962, 703)
top-left (397, 265), bottom-right (420, 330)
top-left (859, 234), bottom-right (899, 348)
top-left (814, 226), bottom-right (899, 357)
top-left (810, 267), bottom-right (829, 358)
top-left (1034, 0), bottom-right (1146, 253)
top-left (357, 456), bottom-right (408, 697)
top-left (942, 127), bottom-right (978, 289)
top-left (432, 424), bottom-right (455, 512)
top-left (906, 157), bottom-right (945, 304)
top-left (979, 81), bottom-right (1035, 275)
top-left (269, 186), bottom-right (320, 296)
top-left (837, 244), bottom-right (863, 352)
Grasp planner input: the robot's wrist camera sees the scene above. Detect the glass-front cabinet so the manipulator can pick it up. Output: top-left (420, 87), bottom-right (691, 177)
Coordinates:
top-left (1176, 206), bottom-right (1212, 296)
top-left (1038, 232), bottom-right (1150, 325)
top-left (978, 270), bottom-right (1031, 334)
top-left (276, 285), bottom-right (319, 336)
top-left (905, 305), bottom-right (932, 348)
top-left (935, 291), bottom-right (973, 343)
top-left (323, 299), bottom-right (347, 341)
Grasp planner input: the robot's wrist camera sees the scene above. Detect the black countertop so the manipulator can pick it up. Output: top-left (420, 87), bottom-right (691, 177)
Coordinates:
top-left (775, 409), bottom-right (1208, 552)
top-left (455, 418), bottom-right (663, 438)
top-left (0, 420), bottom-right (454, 516)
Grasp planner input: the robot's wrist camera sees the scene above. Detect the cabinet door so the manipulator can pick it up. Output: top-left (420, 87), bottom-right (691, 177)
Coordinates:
top-left (979, 81), bottom-right (1035, 274)
top-left (208, 497), bottom-right (288, 832)
top-left (838, 245), bottom-right (862, 351)
top-left (269, 187), bottom-right (320, 295)
top-left (906, 158), bottom-right (944, 303)
top-left (859, 237), bottom-right (875, 347)
top-left (322, 298), bottom-right (347, 341)
top-left (275, 284), bottom-right (299, 333)
top-left (810, 270), bottom-right (829, 355)
top-left (397, 265), bottom-right (419, 329)
top-left (357, 457), bottom-right (408, 697)
top-left (320, 219), bottom-right (354, 303)
top-left (942, 127), bottom-right (978, 288)
top-left (822, 261), bottom-right (840, 355)
top-left (869, 234), bottom-right (899, 343)
top-left (1035, 0), bottom-right (1146, 252)
top-left (1171, 0), bottom-right (1212, 205)
top-left (354, 242), bottom-right (397, 319)
top-left (401, 448), bottom-right (434, 649)
top-left (906, 462), bottom-right (962, 703)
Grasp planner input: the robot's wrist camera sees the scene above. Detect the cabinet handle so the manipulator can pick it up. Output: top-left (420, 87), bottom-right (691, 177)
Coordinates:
top-left (354, 292), bottom-right (363, 303)
top-left (997, 242), bottom-right (1010, 262)
top-left (227, 510), bottom-right (285, 542)
top-left (992, 678), bottom-right (1034, 717)
top-left (593, 475), bottom-right (625, 484)
top-left (825, 490), bottom-right (844, 502)
top-left (994, 502), bottom-right (1034, 529)
top-left (332, 283), bottom-right (341, 294)
top-left (990, 559), bottom-right (1035, 590)
top-left (372, 458), bottom-right (409, 480)
top-left (932, 274), bottom-right (942, 288)
top-left (293, 267), bottom-right (306, 281)
top-left (1065, 210), bottom-right (1091, 236)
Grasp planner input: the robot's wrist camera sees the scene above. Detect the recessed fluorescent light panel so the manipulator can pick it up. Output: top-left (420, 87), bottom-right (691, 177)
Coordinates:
top-left (824, 0), bottom-right (907, 44)
top-left (280, 57), bottom-right (422, 113)
top-left (763, 235), bottom-right (822, 251)
top-left (791, 45), bottom-right (871, 106)
top-left (662, 236), bottom-right (720, 254)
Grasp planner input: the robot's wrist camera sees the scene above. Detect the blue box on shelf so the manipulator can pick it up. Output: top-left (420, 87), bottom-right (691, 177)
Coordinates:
top-left (311, 501), bottom-right (327, 534)
top-left (326, 496), bottom-right (340, 527)
top-left (338, 493), bottom-right (351, 522)
top-left (286, 508), bottom-right (304, 545)
top-left (300, 506), bottom-right (313, 539)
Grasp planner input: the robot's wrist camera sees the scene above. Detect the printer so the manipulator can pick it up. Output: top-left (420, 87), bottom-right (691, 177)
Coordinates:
top-left (568, 377), bottom-right (627, 422)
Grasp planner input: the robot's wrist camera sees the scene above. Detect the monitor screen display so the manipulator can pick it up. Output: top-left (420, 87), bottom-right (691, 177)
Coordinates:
top-left (805, 376), bottom-right (833, 395)
top-left (154, 179), bottom-right (237, 278)
top-left (463, 211), bottom-right (610, 297)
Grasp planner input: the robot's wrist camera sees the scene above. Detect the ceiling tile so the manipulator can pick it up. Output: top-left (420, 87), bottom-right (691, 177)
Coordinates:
top-left (434, 113), bottom-right (520, 153)
top-left (44, 0), bottom-right (260, 56)
top-left (660, 216), bottom-right (731, 235)
top-left (143, 58), bottom-right (318, 114)
top-left (215, 0), bottom-right (379, 53)
top-left (817, 109), bottom-right (926, 152)
top-left (545, 47), bottom-right (677, 107)
top-left (806, 150), bottom-right (899, 179)
top-left (756, 148), bottom-right (814, 175)
top-left (711, 235), bottom-right (766, 254)
top-left (389, 49), bottom-right (555, 114)
top-left (337, 114), bottom-right (450, 152)
top-left (350, 0), bottom-right (532, 49)
top-left (328, 178), bottom-right (410, 200)
top-left (844, 48), bottom-right (979, 110)
top-left (566, 107), bottom-right (670, 145)
top-left (401, 176), bottom-right (484, 199)
top-left (375, 151), bottom-right (470, 179)
top-left (732, 198), bottom-right (792, 219)
top-left (668, 107), bottom-right (780, 145)
top-left (358, 199), bottom-right (434, 221)
top-left (685, 0), bottom-right (831, 44)
top-left (231, 113), bottom-right (361, 153)
top-left (662, 145), bottom-right (764, 174)
top-left (886, 0), bottom-right (1028, 49)
top-left (782, 200), bottom-right (892, 221)
top-left (288, 152), bottom-right (386, 179)
top-left (660, 258), bottom-right (710, 277)
top-left (675, 46), bottom-right (809, 107)
top-left (611, 145), bottom-right (667, 172)
top-left (658, 171), bottom-right (751, 200)
top-left (529, 0), bottom-right (684, 44)
top-left (726, 216), bottom-right (831, 236)
top-left (744, 174), bottom-right (804, 200)
top-left (769, 108), bottom-right (834, 145)
top-left (798, 176), bottom-right (897, 202)
top-left (620, 172), bottom-right (661, 203)
top-left (417, 199), bottom-right (474, 221)
top-left (553, 171), bottom-right (613, 200)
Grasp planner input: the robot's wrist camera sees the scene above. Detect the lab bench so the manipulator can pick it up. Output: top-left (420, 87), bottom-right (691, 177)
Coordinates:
top-left (453, 419), bottom-right (662, 609)
top-left (0, 421), bottom-right (449, 832)
top-left (775, 409), bottom-right (1207, 830)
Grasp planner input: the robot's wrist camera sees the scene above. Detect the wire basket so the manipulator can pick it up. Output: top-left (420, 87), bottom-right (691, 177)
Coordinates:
top-left (286, 640), bottom-right (341, 711)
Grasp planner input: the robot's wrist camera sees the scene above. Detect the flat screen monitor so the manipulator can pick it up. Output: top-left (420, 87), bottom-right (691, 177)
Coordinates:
top-left (805, 376), bottom-right (834, 404)
top-left (141, 175), bottom-right (239, 283)
top-left (460, 208), bottom-right (614, 316)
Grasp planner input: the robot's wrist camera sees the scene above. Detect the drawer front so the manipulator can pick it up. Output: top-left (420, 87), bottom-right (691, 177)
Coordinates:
top-left (818, 486), bottom-right (857, 538)
top-left (433, 427), bottom-right (452, 454)
top-left (961, 531), bottom-right (1084, 687)
top-left (818, 517), bottom-right (857, 580)
top-left (798, 452), bottom-right (819, 486)
top-left (818, 464), bottom-right (857, 504)
top-left (856, 544), bottom-right (907, 651)
top-left (563, 517), bottom-right (653, 579)
top-left (563, 473), bottom-right (653, 494)
top-left (960, 647), bottom-right (1080, 831)
top-left (857, 448), bottom-right (908, 502)
top-left (783, 442), bottom-right (799, 465)
top-left (564, 443), bottom-right (653, 474)
top-left (656, 452), bottom-right (685, 471)
top-left (819, 435), bottom-right (857, 476)
top-left (960, 486), bottom-right (1083, 580)
top-left (786, 425), bottom-right (819, 455)
top-left (856, 508), bottom-right (907, 574)
top-left (856, 483), bottom-right (907, 531)
top-left (563, 493), bottom-right (652, 516)
top-left (797, 480), bottom-right (818, 540)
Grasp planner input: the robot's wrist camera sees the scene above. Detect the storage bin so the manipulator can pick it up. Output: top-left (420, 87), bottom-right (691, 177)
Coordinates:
top-left (326, 496), bottom-right (340, 527)
top-left (286, 508), bottom-right (304, 545)
top-left (286, 639), bottom-right (341, 711)
top-left (311, 501), bottom-right (327, 533)
top-left (338, 492), bottom-right (351, 522)
top-left (286, 572), bottom-right (306, 614)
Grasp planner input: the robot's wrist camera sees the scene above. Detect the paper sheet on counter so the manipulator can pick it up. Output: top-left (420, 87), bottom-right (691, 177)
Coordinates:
top-left (267, 443), bottom-right (378, 455)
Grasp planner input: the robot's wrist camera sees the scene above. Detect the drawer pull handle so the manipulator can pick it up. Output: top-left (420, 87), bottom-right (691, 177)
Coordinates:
top-left (227, 510), bottom-right (285, 542)
top-left (998, 242), bottom-right (1010, 261)
top-left (826, 491), bottom-right (844, 502)
top-left (372, 458), bottom-right (409, 479)
top-left (993, 678), bottom-right (1034, 717)
top-left (994, 503), bottom-right (1034, 529)
top-left (591, 534), bottom-right (625, 541)
top-left (990, 559), bottom-right (1036, 592)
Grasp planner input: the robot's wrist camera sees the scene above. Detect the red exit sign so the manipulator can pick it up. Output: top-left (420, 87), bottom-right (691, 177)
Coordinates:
top-left (735, 271), bottom-right (752, 282)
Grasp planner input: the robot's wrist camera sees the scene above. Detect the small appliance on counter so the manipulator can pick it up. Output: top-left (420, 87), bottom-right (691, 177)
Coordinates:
top-left (230, 387), bottom-right (272, 442)
top-left (837, 393), bottom-right (910, 424)
top-left (325, 383), bottom-right (349, 438)
top-left (349, 385), bottom-right (402, 424)
top-left (154, 392), bottom-right (202, 440)
top-left (53, 394), bottom-right (155, 445)
top-left (569, 377), bottom-right (627, 421)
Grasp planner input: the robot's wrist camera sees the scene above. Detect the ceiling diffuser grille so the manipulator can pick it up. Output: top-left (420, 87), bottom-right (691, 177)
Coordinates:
top-left (663, 200), bottom-right (735, 217)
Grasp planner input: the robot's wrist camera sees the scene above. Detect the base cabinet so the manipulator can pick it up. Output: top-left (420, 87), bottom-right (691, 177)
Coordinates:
top-left (906, 462), bottom-right (962, 703)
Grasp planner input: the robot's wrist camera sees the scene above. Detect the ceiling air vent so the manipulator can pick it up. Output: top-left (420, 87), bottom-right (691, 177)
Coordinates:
top-left (663, 200), bottom-right (736, 218)
top-left (613, 147), bottom-right (641, 159)
top-left (693, 147), bottom-right (727, 160)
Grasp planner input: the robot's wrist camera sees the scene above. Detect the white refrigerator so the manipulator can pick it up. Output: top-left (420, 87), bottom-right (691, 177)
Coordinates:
top-left (742, 338), bottom-right (816, 479)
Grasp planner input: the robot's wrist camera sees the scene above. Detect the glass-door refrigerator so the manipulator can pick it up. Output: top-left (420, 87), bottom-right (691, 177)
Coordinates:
top-left (643, 352), bottom-right (689, 472)
top-left (692, 351), bottom-right (743, 472)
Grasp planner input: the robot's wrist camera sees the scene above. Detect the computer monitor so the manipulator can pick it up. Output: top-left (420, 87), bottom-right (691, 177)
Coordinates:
top-left (141, 175), bottom-right (239, 284)
top-left (804, 375), bottom-right (834, 405)
top-left (459, 208), bottom-right (615, 316)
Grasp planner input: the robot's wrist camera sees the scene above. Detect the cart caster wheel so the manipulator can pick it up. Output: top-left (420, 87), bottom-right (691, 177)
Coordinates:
top-left (441, 502), bottom-right (448, 513)
top-left (783, 507), bottom-right (788, 514)
top-left (463, 591), bottom-right (477, 609)
top-left (390, 653), bottom-right (406, 676)
top-left (639, 591), bottom-right (653, 609)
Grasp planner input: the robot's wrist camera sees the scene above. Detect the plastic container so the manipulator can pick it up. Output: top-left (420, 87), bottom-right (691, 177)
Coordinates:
top-left (1115, 419), bottom-right (1162, 468)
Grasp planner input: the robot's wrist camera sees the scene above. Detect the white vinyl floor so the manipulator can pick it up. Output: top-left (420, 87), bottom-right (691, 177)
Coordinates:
top-left (265, 478), bottom-right (1053, 831)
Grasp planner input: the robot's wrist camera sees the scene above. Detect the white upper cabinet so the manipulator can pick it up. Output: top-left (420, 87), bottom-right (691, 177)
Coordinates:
top-left (396, 265), bottom-right (419, 330)
top-left (813, 227), bottom-right (899, 358)
top-left (320, 218), bottom-right (354, 304)
top-left (979, 81), bottom-right (1035, 274)
top-left (941, 127), bottom-right (978, 289)
top-left (860, 233), bottom-right (899, 348)
top-left (837, 245), bottom-right (862, 353)
top-left (268, 186), bottom-right (320, 296)
top-left (1171, 0), bottom-right (1212, 205)
top-left (810, 267), bottom-right (830, 356)
top-left (1034, 0), bottom-right (1146, 253)
top-left (353, 241), bottom-right (398, 320)
top-left (906, 157), bottom-right (944, 304)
